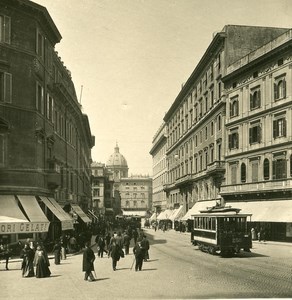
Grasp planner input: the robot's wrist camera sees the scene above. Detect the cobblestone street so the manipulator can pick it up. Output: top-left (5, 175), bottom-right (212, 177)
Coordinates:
top-left (1, 229), bottom-right (292, 299)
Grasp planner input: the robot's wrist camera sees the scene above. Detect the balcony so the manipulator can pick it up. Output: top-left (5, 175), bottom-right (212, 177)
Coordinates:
top-left (206, 161), bottom-right (226, 176)
top-left (221, 179), bottom-right (292, 195)
top-left (47, 172), bottom-right (61, 190)
top-left (175, 174), bottom-right (192, 187)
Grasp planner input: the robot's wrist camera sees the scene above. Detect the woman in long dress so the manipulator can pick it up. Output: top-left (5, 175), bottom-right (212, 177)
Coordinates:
top-left (20, 243), bottom-right (35, 277)
top-left (34, 245), bottom-right (51, 278)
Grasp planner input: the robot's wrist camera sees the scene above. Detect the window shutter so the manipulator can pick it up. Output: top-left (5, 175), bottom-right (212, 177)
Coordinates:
top-left (272, 160), bottom-right (276, 179)
top-left (4, 16), bottom-right (10, 44)
top-left (257, 126), bottom-right (261, 143)
top-left (250, 93), bottom-right (253, 109)
top-left (228, 134), bottom-right (232, 149)
top-left (249, 128), bottom-right (252, 144)
top-left (257, 90), bottom-right (261, 107)
top-left (273, 120), bottom-right (277, 138)
top-left (4, 73), bottom-right (12, 103)
top-left (236, 133), bottom-right (239, 148)
top-left (282, 159), bottom-right (287, 179)
top-left (274, 83), bottom-right (278, 100)
top-left (283, 79), bottom-right (286, 98)
top-left (283, 119), bottom-right (287, 137)
top-left (229, 102), bottom-right (232, 117)
top-left (236, 101), bottom-right (239, 116)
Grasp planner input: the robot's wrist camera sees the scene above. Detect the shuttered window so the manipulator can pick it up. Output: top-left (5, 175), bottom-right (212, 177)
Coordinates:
top-left (249, 124), bottom-right (261, 144)
top-left (0, 72), bottom-right (12, 103)
top-left (0, 15), bottom-right (11, 44)
top-left (273, 118), bottom-right (286, 138)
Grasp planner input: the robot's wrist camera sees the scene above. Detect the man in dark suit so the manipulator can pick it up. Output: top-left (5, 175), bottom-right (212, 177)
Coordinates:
top-left (82, 241), bottom-right (95, 281)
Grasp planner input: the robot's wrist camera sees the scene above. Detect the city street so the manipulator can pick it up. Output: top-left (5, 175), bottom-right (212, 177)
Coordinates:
top-left (1, 229), bottom-right (292, 299)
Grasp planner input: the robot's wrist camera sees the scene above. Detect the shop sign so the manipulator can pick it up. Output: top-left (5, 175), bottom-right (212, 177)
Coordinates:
top-left (0, 222), bottom-right (50, 234)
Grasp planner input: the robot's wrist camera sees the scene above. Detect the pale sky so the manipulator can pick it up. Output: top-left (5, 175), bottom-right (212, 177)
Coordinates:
top-left (33, 0), bottom-right (292, 175)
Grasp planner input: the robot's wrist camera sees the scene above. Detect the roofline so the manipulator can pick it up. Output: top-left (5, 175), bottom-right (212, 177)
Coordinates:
top-left (149, 134), bottom-right (167, 155)
top-left (17, 0), bottom-right (62, 43)
top-left (163, 32), bottom-right (226, 122)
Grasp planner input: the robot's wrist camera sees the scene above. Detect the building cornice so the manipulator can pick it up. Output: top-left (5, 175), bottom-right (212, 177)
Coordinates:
top-left (163, 32), bottom-right (226, 122)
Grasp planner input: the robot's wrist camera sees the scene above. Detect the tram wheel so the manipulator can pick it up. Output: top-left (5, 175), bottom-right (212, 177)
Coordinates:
top-left (208, 246), bottom-right (216, 255)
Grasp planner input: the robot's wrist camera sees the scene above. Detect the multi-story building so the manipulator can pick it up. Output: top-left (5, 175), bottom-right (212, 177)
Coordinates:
top-left (221, 28), bottom-right (292, 242)
top-left (120, 175), bottom-right (152, 217)
top-left (0, 0), bottom-right (94, 243)
top-left (91, 162), bottom-right (115, 218)
top-left (149, 123), bottom-right (167, 214)
top-left (160, 25), bottom-right (289, 218)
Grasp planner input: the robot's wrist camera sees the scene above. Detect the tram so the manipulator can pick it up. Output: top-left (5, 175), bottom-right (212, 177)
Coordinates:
top-left (191, 205), bottom-right (252, 257)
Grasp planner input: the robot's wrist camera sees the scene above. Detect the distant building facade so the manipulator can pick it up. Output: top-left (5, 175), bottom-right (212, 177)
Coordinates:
top-left (0, 0), bottom-right (94, 242)
top-left (120, 175), bottom-right (152, 216)
top-left (149, 123), bottom-right (167, 213)
top-left (91, 162), bottom-right (115, 217)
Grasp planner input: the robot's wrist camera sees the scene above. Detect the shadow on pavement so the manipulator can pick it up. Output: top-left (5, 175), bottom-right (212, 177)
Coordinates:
top-left (96, 277), bottom-right (110, 282)
top-left (140, 268), bottom-right (157, 271)
top-left (115, 267), bottom-right (130, 271)
top-left (49, 275), bottom-right (62, 278)
top-left (146, 259), bottom-right (159, 262)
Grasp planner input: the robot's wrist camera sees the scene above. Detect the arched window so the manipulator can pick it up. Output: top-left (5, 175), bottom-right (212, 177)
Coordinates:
top-left (263, 158), bottom-right (270, 180)
top-left (241, 163), bottom-right (246, 183)
top-left (211, 121), bottom-right (214, 136)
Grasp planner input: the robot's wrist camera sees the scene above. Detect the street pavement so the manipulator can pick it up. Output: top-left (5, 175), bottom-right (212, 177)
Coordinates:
top-left (1, 229), bottom-right (292, 299)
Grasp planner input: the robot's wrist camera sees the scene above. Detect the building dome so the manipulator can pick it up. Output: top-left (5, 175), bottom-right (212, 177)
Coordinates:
top-left (106, 143), bottom-right (128, 167)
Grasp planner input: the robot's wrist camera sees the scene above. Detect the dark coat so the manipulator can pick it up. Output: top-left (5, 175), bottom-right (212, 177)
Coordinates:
top-left (109, 243), bottom-right (121, 261)
top-left (133, 241), bottom-right (145, 258)
top-left (82, 246), bottom-right (95, 272)
top-left (123, 234), bottom-right (130, 246)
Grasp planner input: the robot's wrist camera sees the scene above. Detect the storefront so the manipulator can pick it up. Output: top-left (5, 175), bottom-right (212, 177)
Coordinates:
top-left (226, 200), bottom-right (292, 242)
top-left (0, 195), bottom-right (50, 244)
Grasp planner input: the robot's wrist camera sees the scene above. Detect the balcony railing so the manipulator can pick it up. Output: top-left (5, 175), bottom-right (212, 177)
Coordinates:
top-left (221, 179), bottom-right (292, 194)
top-left (175, 174), bottom-right (192, 186)
top-left (206, 161), bottom-right (226, 175)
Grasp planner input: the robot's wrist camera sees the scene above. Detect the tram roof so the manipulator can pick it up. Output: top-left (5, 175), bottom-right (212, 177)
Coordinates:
top-left (191, 213), bottom-right (252, 218)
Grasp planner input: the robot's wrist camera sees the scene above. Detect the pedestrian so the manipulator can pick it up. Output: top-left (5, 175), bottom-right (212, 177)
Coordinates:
top-left (258, 230), bottom-right (261, 242)
top-left (52, 240), bottom-right (61, 265)
top-left (133, 240), bottom-right (146, 271)
top-left (97, 236), bottom-right (107, 258)
top-left (0, 241), bottom-right (10, 271)
top-left (115, 231), bottom-right (123, 248)
top-left (20, 243), bottom-right (35, 277)
top-left (34, 245), bottom-right (51, 278)
top-left (82, 241), bottom-right (96, 282)
top-left (251, 228), bottom-right (256, 240)
top-left (141, 235), bottom-right (150, 262)
top-left (105, 232), bottom-right (111, 251)
top-left (133, 229), bottom-right (138, 245)
top-left (123, 231), bottom-right (130, 255)
top-left (60, 236), bottom-right (67, 260)
top-left (108, 238), bottom-right (121, 271)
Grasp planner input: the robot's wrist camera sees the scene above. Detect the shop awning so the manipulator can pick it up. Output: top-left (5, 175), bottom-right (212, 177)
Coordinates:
top-left (157, 209), bottom-right (173, 220)
top-left (122, 210), bottom-right (147, 217)
top-left (149, 212), bottom-right (156, 222)
top-left (0, 195), bottom-right (49, 234)
top-left (227, 200), bottom-right (292, 222)
top-left (181, 200), bottom-right (218, 221)
top-left (17, 195), bottom-right (50, 232)
top-left (71, 204), bottom-right (91, 223)
top-left (169, 205), bottom-right (184, 221)
top-left (87, 210), bottom-right (98, 221)
top-left (40, 197), bottom-right (74, 230)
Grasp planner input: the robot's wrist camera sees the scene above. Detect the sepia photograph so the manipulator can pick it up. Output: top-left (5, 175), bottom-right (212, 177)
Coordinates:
top-left (0, 0), bottom-right (292, 299)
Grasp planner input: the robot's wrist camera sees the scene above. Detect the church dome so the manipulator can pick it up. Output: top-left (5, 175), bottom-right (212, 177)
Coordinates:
top-left (107, 143), bottom-right (128, 167)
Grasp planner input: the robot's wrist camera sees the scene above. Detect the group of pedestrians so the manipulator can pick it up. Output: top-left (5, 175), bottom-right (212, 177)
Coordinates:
top-left (20, 242), bottom-right (51, 278)
top-left (82, 228), bottom-right (151, 281)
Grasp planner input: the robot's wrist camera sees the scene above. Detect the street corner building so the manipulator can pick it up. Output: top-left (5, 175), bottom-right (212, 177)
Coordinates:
top-left (0, 0), bottom-right (95, 245)
top-left (150, 25), bottom-right (292, 242)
